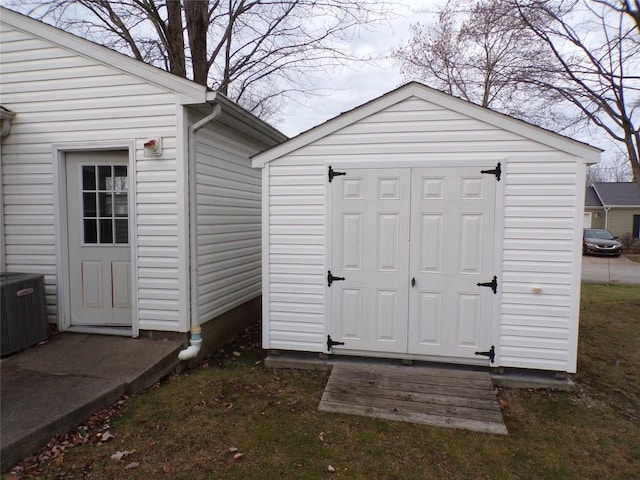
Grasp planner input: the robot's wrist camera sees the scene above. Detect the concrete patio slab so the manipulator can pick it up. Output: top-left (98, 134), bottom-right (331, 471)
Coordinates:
top-left (1, 333), bottom-right (183, 473)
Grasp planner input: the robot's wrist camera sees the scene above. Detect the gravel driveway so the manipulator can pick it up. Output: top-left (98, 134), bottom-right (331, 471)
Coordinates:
top-left (581, 255), bottom-right (640, 285)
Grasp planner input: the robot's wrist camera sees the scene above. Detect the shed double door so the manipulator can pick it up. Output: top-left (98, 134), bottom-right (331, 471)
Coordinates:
top-left (330, 166), bottom-right (496, 361)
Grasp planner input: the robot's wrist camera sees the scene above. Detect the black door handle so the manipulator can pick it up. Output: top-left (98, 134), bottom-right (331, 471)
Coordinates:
top-left (411, 277), bottom-right (416, 287)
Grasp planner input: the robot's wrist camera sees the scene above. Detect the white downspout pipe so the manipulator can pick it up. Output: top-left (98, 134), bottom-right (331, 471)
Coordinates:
top-left (179, 102), bottom-right (223, 361)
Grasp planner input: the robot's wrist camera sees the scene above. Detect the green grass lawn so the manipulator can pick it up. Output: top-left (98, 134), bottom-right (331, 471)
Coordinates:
top-left (8, 285), bottom-right (640, 480)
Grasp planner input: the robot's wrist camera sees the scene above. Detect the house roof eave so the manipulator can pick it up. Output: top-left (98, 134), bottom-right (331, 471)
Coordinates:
top-left (1, 7), bottom-right (208, 104)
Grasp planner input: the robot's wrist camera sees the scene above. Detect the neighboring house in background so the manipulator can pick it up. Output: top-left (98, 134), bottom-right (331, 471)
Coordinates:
top-left (253, 82), bottom-right (601, 375)
top-left (584, 183), bottom-right (640, 238)
top-left (0, 8), bottom-right (286, 360)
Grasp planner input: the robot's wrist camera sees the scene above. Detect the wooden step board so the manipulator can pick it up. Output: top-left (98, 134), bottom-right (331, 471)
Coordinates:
top-left (319, 363), bottom-right (508, 435)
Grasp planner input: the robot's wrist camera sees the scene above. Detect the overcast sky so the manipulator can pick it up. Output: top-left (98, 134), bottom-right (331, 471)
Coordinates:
top-left (273, 0), bottom-right (440, 137)
top-left (271, 0), bottom-right (621, 169)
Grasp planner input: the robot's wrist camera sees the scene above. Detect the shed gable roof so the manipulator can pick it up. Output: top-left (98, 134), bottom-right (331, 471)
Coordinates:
top-left (0, 7), bottom-right (207, 104)
top-left (252, 82), bottom-right (602, 167)
top-left (593, 182), bottom-right (640, 207)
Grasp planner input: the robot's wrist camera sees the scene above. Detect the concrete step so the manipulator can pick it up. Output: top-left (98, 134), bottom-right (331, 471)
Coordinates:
top-left (1, 333), bottom-right (184, 473)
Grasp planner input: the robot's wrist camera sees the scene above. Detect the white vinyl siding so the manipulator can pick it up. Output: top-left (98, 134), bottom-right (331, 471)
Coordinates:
top-left (194, 120), bottom-right (266, 323)
top-left (0, 23), bottom-right (186, 331)
top-left (266, 164), bottom-right (326, 350)
top-left (500, 158), bottom-right (579, 370)
top-left (261, 95), bottom-right (586, 371)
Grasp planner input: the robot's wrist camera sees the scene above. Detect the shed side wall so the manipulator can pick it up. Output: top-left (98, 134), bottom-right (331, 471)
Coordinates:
top-left (193, 116), bottom-right (267, 323)
top-left (0, 23), bottom-right (188, 332)
top-left (263, 96), bottom-right (582, 371)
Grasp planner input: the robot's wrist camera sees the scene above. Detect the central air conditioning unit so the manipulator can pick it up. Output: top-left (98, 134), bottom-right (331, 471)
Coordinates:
top-left (1, 272), bottom-right (49, 356)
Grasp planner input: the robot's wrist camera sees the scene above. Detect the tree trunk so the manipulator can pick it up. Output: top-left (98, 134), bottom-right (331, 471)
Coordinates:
top-left (166, 0), bottom-right (186, 78)
top-left (184, 0), bottom-right (209, 85)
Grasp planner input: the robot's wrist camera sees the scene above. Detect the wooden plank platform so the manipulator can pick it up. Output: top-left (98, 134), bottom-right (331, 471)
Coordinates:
top-left (319, 363), bottom-right (508, 435)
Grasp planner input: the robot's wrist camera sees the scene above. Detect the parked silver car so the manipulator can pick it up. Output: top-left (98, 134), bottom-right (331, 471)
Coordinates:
top-left (583, 228), bottom-right (622, 256)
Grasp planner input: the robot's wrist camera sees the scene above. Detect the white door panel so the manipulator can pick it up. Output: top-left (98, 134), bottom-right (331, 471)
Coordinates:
top-left (329, 165), bottom-right (497, 361)
top-left (331, 169), bottom-right (410, 353)
top-left (66, 151), bottom-right (132, 327)
top-left (408, 167), bottom-right (496, 358)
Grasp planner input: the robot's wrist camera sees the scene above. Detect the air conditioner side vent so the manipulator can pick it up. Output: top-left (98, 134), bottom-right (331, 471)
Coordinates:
top-left (1, 272), bottom-right (49, 356)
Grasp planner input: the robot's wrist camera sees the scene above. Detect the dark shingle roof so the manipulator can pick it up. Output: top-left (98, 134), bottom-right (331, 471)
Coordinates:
top-left (585, 186), bottom-right (603, 207)
top-left (593, 182), bottom-right (640, 207)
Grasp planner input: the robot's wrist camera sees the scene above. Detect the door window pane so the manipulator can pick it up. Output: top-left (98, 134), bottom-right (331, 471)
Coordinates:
top-left (84, 219), bottom-right (97, 244)
top-left (98, 166), bottom-right (112, 190)
top-left (114, 193), bottom-right (127, 217)
top-left (82, 166), bottom-right (96, 190)
top-left (114, 166), bottom-right (128, 191)
top-left (115, 219), bottom-right (128, 244)
top-left (83, 192), bottom-right (97, 217)
top-left (99, 219), bottom-right (113, 243)
top-left (99, 192), bottom-right (112, 217)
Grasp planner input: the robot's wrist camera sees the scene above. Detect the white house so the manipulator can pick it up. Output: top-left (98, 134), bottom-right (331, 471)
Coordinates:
top-left (253, 82), bottom-right (601, 374)
top-left (0, 8), bottom-right (286, 359)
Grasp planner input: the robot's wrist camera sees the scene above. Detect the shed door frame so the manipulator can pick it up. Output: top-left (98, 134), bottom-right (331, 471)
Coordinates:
top-left (54, 142), bottom-right (138, 336)
top-left (325, 159), bottom-right (505, 365)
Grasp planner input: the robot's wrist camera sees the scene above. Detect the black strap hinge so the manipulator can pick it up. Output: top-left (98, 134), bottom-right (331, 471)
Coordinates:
top-left (327, 270), bottom-right (345, 287)
top-left (327, 335), bottom-right (345, 352)
top-left (475, 345), bottom-right (495, 363)
top-left (480, 162), bottom-right (501, 181)
top-left (328, 165), bottom-right (346, 183)
top-left (477, 275), bottom-right (498, 294)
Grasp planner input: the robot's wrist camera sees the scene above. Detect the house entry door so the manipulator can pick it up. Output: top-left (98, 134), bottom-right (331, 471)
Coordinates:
top-left (330, 166), bottom-right (497, 361)
top-left (66, 151), bottom-right (132, 327)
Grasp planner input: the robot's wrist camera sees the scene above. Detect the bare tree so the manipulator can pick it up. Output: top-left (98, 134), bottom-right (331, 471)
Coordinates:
top-left (514, 0), bottom-right (640, 191)
top-left (10, 0), bottom-right (394, 117)
top-left (587, 151), bottom-right (633, 184)
top-left (392, 0), bottom-right (565, 127)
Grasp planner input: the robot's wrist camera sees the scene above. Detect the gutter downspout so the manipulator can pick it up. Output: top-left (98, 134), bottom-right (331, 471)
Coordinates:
top-left (604, 206), bottom-right (611, 230)
top-left (178, 102), bottom-right (223, 361)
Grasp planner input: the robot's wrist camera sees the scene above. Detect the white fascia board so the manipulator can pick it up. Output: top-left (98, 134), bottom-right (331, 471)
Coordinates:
top-left (252, 86), bottom-right (411, 167)
top-left (252, 82), bottom-right (602, 167)
top-left (417, 86), bottom-right (602, 163)
top-left (1, 7), bottom-right (207, 104)
top-left (206, 91), bottom-right (287, 145)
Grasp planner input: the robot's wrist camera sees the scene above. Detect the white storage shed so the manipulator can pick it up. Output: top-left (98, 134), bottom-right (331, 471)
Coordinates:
top-left (253, 82), bottom-right (601, 373)
top-left (0, 8), bottom-right (286, 358)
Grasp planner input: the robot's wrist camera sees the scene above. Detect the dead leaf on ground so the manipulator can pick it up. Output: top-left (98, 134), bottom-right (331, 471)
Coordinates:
top-left (328, 465), bottom-right (336, 473)
top-left (124, 461), bottom-right (140, 470)
top-left (319, 432), bottom-right (326, 442)
top-left (111, 450), bottom-right (135, 461)
top-left (233, 452), bottom-right (244, 460)
top-left (228, 446), bottom-right (239, 453)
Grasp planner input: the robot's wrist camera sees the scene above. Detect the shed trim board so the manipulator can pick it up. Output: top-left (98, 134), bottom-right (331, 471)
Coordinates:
top-left (255, 83), bottom-right (600, 373)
